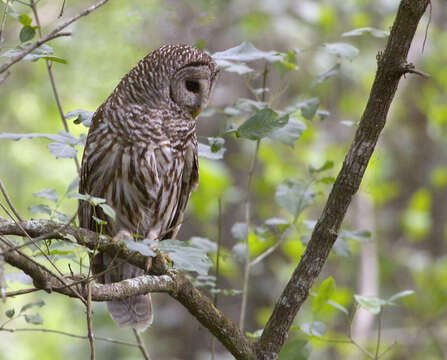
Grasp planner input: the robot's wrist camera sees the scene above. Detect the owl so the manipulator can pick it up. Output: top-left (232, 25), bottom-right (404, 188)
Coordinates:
top-left (78, 44), bottom-right (218, 330)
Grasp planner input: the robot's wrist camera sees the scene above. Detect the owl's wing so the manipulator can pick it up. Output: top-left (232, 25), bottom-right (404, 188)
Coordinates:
top-left (78, 105), bottom-right (110, 233)
top-left (164, 139), bottom-right (199, 240)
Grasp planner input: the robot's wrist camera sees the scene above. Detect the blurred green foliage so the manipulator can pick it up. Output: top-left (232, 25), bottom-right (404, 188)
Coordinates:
top-left (1, 0), bottom-right (446, 360)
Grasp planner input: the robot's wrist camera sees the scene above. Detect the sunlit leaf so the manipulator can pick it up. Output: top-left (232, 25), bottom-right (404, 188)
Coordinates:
top-left (300, 321), bottom-right (326, 337)
top-left (342, 27), bottom-right (389, 38)
top-left (354, 295), bottom-right (386, 314)
top-left (309, 160), bottom-right (334, 174)
top-left (213, 41), bottom-right (284, 63)
top-left (327, 300), bottom-right (349, 314)
top-left (388, 290), bottom-right (414, 303)
top-left (18, 14), bottom-right (32, 26)
top-left (48, 142), bottom-right (77, 159)
top-left (313, 276), bottom-right (336, 313)
top-left (215, 59), bottom-right (254, 74)
top-left (323, 42), bottom-right (359, 60)
top-left (298, 98), bottom-right (320, 120)
top-left (66, 109), bottom-right (94, 127)
top-left (0, 131), bottom-right (80, 145)
top-left (246, 329), bottom-right (263, 339)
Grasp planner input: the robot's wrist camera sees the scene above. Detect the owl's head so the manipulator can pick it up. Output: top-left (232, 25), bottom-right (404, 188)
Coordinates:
top-left (136, 44), bottom-right (219, 118)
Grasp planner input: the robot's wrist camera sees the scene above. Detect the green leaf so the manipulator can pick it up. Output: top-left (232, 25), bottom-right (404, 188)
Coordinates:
top-left (0, 131), bottom-right (80, 145)
top-left (323, 42), bottom-right (359, 60)
top-left (157, 239), bottom-right (212, 276)
top-left (98, 203), bottom-right (116, 220)
top-left (123, 240), bottom-right (156, 257)
top-left (70, 193), bottom-right (106, 206)
top-left (327, 300), bottom-right (349, 315)
top-left (313, 276), bottom-right (336, 314)
top-left (340, 229), bottom-right (371, 242)
top-left (312, 64), bottom-right (340, 88)
top-left (208, 137), bottom-right (225, 153)
top-left (231, 222), bottom-right (249, 241)
top-left (189, 237), bottom-right (217, 253)
top-left (269, 118), bottom-right (306, 147)
top-left (24, 313), bottom-right (43, 325)
top-left (299, 98), bottom-right (320, 120)
top-left (91, 216), bottom-right (107, 225)
top-left (342, 27), bottom-right (389, 38)
top-left (42, 55), bottom-right (67, 64)
top-left (238, 108), bottom-right (288, 141)
top-left (66, 109), bottom-right (94, 127)
top-left (275, 180), bottom-right (315, 218)
top-left (213, 41), bottom-right (284, 63)
top-left (33, 189), bottom-right (58, 202)
top-left (20, 300), bottom-right (45, 313)
top-left (18, 14), bottom-right (32, 26)
top-left (333, 237), bottom-right (350, 256)
top-left (309, 160), bottom-right (334, 174)
top-left (5, 309), bottom-right (15, 318)
top-left (29, 204), bottom-right (52, 215)
top-left (48, 142), bottom-right (77, 159)
top-left (278, 338), bottom-right (312, 360)
top-left (388, 290), bottom-right (414, 303)
top-left (198, 143), bottom-right (225, 160)
top-left (215, 59), bottom-right (254, 74)
top-left (19, 25), bottom-right (36, 42)
top-left (354, 295), bottom-right (386, 314)
top-left (300, 321), bottom-right (326, 337)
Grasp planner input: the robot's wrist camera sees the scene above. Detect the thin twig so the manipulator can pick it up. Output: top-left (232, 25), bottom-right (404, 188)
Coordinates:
top-left (59, 0), bottom-right (66, 17)
top-left (0, 327), bottom-right (139, 347)
top-left (0, 204), bottom-right (87, 305)
top-left (30, 0), bottom-right (81, 173)
top-left (239, 64), bottom-right (268, 332)
top-left (0, 0), bottom-right (10, 52)
top-left (0, 0), bottom-right (110, 74)
top-left (0, 179), bottom-right (24, 222)
top-left (375, 308), bottom-right (383, 359)
top-left (133, 328), bottom-right (152, 360)
top-left (5, 287), bottom-right (41, 297)
top-left (211, 197), bottom-right (223, 360)
top-left (87, 281), bottom-right (96, 360)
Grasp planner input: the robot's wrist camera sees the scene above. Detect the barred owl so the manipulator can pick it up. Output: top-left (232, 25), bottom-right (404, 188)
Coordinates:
top-left (78, 44), bottom-right (218, 330)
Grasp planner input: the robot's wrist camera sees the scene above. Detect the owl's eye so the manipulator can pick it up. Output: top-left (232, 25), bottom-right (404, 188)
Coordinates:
top-left (185, 80), bottom-right (200, 93)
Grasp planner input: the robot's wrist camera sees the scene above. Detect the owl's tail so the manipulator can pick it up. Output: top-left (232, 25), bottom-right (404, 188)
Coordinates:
top-left (99, 256), bottom-right (153, 331)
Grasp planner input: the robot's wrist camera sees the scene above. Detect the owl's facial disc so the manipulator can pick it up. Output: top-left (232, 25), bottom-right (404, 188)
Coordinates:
top-left (170, 65), bottom-right (213, 117)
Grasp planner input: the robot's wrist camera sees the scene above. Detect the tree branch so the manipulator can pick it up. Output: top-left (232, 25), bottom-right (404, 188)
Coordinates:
top-left (255, 1), bottom-right (430, 359)
top-left (0, 219), bottom-right (255, 359)
top-left (0, 0), bottom-right (110, 74)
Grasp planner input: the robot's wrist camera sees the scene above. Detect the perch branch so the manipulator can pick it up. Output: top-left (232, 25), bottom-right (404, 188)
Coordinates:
top-left (0, 219), bottom-right (255, 359)
top-left (256, 1), bottom-right (431, 359)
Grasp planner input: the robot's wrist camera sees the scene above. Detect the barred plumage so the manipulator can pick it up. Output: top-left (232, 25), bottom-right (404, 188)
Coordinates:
top-left (78, 44), bottom-right (218, 330)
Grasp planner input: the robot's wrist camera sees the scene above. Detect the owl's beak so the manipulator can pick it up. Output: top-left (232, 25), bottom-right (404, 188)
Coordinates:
top-left (192, 107), bottom-right (202, 118)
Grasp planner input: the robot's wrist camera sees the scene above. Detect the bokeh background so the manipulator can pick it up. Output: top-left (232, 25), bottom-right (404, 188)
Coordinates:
top-left (1, 0), bottom-right (447, 359)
